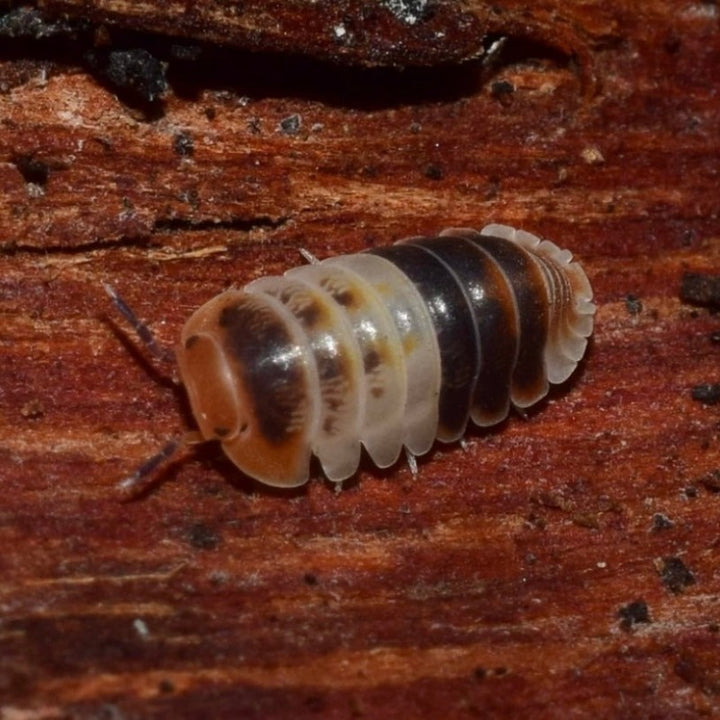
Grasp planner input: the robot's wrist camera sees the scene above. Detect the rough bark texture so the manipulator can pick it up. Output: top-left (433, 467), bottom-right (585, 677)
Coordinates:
top-left (1, 1), bottom-right (719, 718)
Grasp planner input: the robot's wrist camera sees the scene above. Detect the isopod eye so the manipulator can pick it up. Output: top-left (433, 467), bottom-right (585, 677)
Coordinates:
top-left (176, 333), bottom-right (245, 442)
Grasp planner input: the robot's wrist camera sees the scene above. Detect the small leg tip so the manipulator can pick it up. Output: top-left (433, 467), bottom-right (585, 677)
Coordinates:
top-left (405, 448), bottom-right (418, 478)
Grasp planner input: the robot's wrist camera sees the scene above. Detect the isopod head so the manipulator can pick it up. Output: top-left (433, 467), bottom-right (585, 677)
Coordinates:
top-left (177, 289), bottom-right (316, 488)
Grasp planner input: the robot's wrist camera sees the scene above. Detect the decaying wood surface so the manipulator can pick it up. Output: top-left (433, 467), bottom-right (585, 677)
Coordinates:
top-left (1, 1), bottom-right (719, 717)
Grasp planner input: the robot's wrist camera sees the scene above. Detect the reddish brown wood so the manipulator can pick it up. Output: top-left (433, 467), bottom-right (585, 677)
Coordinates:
top-left (28, 0), bottom-right (611, 70)
top-left (1, 1), bottom-right (719, 717)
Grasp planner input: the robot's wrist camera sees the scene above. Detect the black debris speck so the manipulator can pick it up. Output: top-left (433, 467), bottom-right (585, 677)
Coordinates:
top-left (691, 383), bottom-right (720, 405)
top-left (699, 469), bottom-right (720, 493)
top-left (380, 0), bottom-right (430, 25)
top-left (279, 114), bottom-right (302, 136)
top-left (618, 599), bottom-right (651, 630)
top-left (674, 654), bottom-right (706, 689)
top-left (187, 522), bottom-right (220, 550)
top-left (625, 294), bottom-right (643, 315)
top-left (173, 131), bottom-right (194, 157)
top-left (0, 7), bottom-right (77, 38)
top-left (658, 556), bottom-right (696, 594)
top-left (90, 48), bottom-right (168, 104)
top-left (424, 164), bottom-right (444, 180)
top-left (179, 188), bottom-right (200, 209)
top-left (13, 154), bottom-right (49, 186)
top-left (209, 571), bottom-right (229, 586)
top-left (158, 678), bottom-right (175, 694)
top-left (491, 80), bottom-right (515, 106)
top-left (651, 513), bottom-right (674, 531)
top-left (303, 572), bottom-right (318, 586)
top-left (680, 272), bottom-right (720, 308)
top-left (680, 228), bottom-right (696, 245)
top-left (484, 178), bottom-right (500, 200)
top-left (525, 512), bottom-right (546, 530)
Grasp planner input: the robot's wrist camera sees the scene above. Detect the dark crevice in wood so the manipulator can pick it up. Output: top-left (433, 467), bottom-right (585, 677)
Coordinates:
top-left (0, 7), bottom-right (589, 112)
top-left (152, 215), bottom-right (290, 235)
top-left (0, 216), bottom-right (290, 254)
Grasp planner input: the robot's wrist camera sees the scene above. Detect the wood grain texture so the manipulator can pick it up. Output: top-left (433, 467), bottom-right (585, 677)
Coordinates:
top-left (29, 0), bottom-right (611, 69)
top-left (1, 1), bottom-right (719, 718)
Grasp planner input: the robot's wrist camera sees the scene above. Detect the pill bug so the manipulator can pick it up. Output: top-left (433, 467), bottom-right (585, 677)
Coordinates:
top-left (109, 223), bottom-right (593, 491)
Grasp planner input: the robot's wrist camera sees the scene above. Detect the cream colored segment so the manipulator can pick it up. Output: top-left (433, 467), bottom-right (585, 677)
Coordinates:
top-left (480, 223), bottom-right (527, 245)
top-left (291, 262), bottom-right (408, 469)
top-left (246, 275), bottom-right (364, 482)
top-left (329, 253), bottom-right (441, 456)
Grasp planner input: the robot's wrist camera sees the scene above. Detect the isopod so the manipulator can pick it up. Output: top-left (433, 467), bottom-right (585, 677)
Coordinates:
top-left (111, 224), bottom-right (595, 490)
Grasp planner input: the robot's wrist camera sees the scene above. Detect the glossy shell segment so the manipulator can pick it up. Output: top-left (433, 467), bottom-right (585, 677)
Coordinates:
top-left (177, 224), bottom-right (595, 487)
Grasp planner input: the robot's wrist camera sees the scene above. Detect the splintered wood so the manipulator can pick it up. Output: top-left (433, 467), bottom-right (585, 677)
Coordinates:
top-left (1, 1), bottom-right (719, 717)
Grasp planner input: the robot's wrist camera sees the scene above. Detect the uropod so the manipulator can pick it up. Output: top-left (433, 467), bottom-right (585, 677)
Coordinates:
top-left (109, 224), bottom-right (595, 491)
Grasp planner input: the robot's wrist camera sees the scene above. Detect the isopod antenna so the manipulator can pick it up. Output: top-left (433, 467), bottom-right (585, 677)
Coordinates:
top-left (103, 282), bottom-right (174, 364)
top-left (104, 283), bottom-right (200, 498)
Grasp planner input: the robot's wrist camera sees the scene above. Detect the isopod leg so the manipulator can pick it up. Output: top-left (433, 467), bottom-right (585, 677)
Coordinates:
top-left (298, 248), bottom-right (321, 265)
top-left (405, 447), bottom-right (418, 478)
